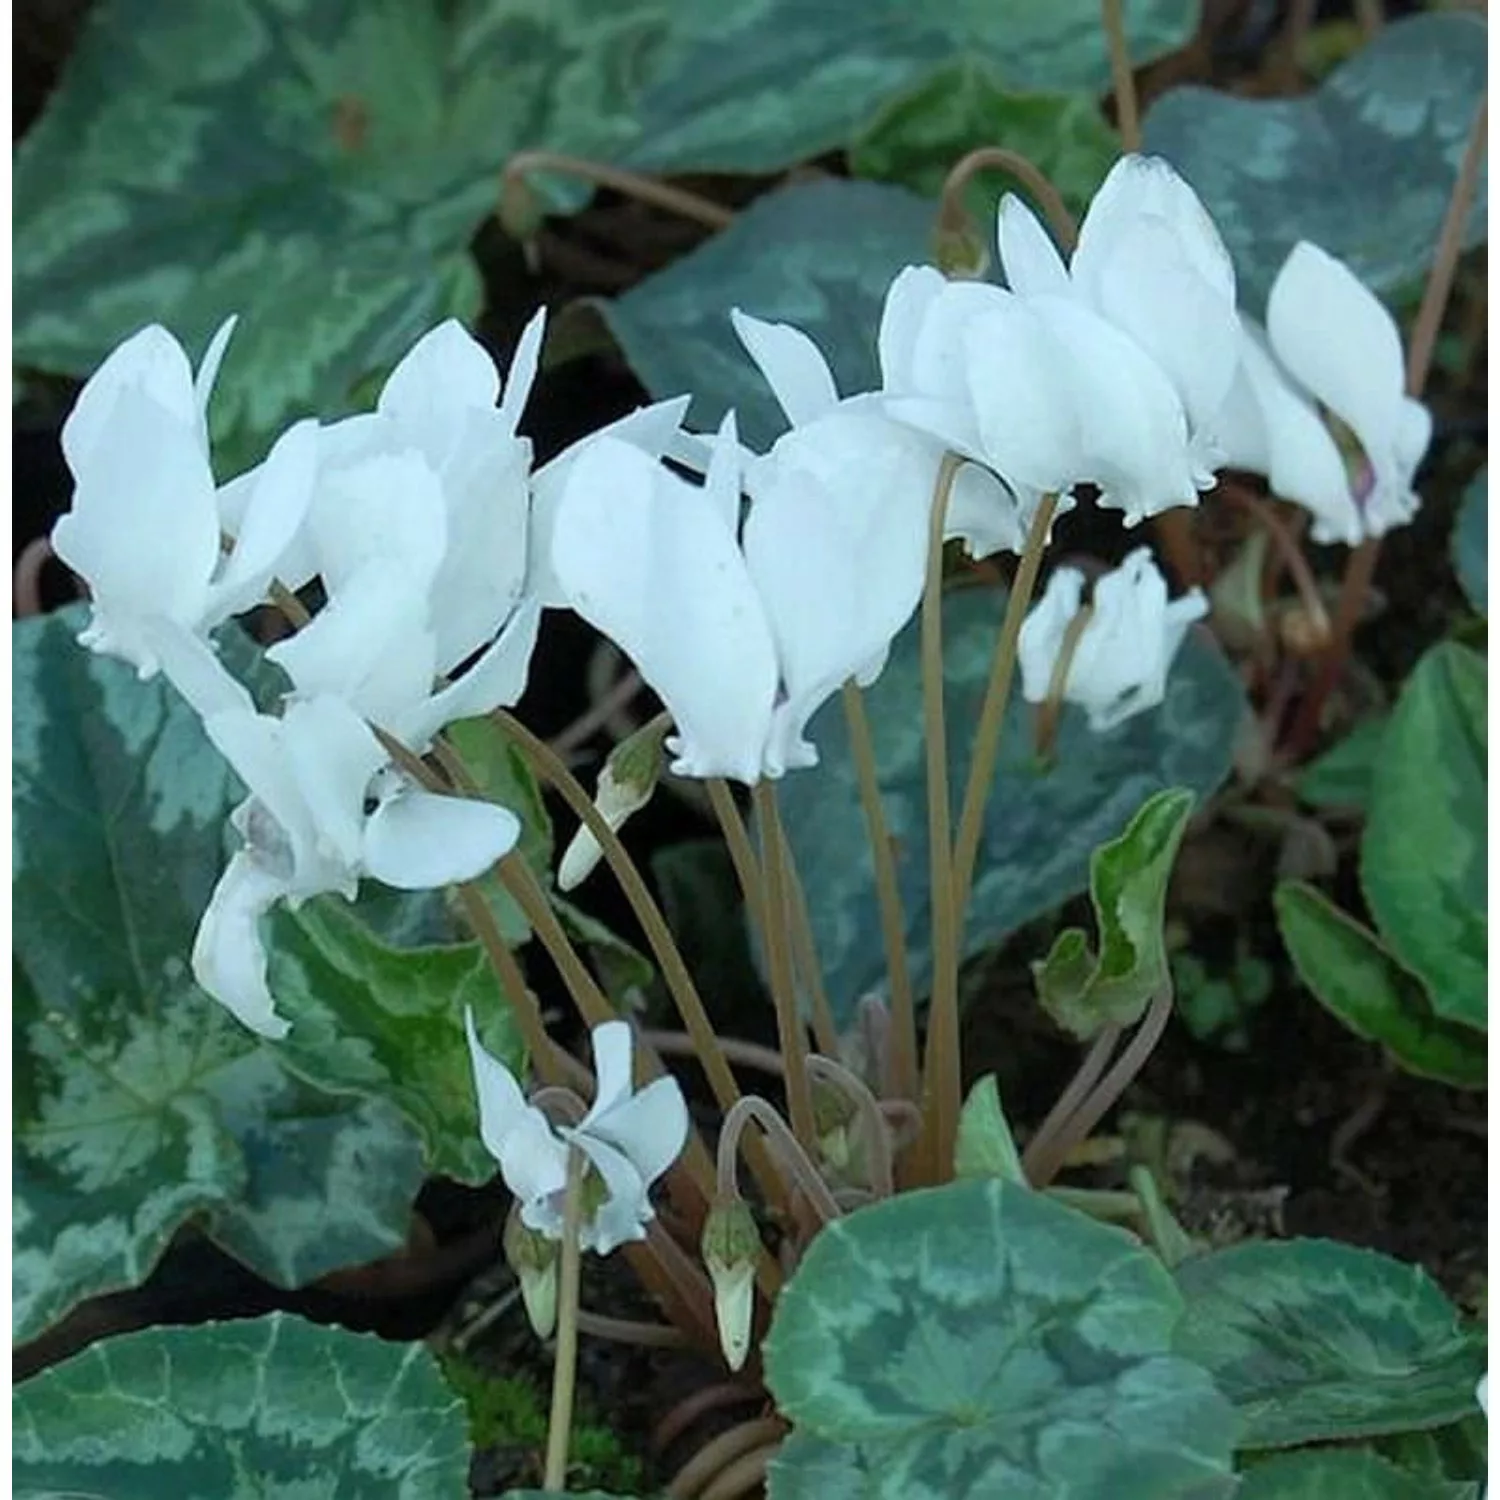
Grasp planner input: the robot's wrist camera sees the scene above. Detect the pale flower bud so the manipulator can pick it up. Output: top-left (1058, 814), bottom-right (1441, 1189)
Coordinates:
top-left (701, 1197), bottom-right (761, 1372)
top-left (504, 1205), bottom-right (559, 1339)
top-left (557, 718), bottom-right (668, 891)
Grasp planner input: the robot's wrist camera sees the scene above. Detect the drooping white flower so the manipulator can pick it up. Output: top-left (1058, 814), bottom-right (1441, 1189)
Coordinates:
top-left (1000, 154), bottom-right (1240, 481)
top-left (51, 318), bottom-right (318, 677)
top-left (465, 1012), bottom-right (689, 1255)
top-left (1018, 548), bottom-right (1208, 732)
top-left (193, 689), bottom-right (519, 1038)
top-left (1215, 242), bottom-right (1431, 544)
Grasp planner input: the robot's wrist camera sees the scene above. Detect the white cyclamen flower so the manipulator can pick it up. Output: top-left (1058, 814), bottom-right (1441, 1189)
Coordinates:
top-left (51, 318), bottom-right (317, 677)
top-left (884, 155), bottom-right (1238, 525)
top-left (465, 1012), bottom-right (689, 1255)
top-left (194, 686), bottom-right (519, 1039)
top-left (1018, 548), bottom-right (1208, 732)
top-left (1214, 242), bottom-right (1431, 544)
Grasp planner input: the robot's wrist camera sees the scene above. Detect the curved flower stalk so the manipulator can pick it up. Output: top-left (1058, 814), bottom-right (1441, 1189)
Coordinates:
top-left (882, 155), bottom-right (1239, 526)
top-left (465, 1012), bottom-right (689, 1255)
top-left (1018, 548), bottom-right (1208, 732)
top-left (195, 681), bottom-right (519, 1039)
top-left (51, 318), bottom-right (318, 678)
top-left (1214, 242), bottom-right (1432, 545)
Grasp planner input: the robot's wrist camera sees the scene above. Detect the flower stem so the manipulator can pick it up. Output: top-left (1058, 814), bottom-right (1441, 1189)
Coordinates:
top-left (542, 1147), bottom-right (586, 1492)
top-left (937, 146), bottom-right (1078, 263)
top-left (840, 680), bottom-right (918, 1105)
top-left (705, 779), bottom-right (768, 936)
top-left (915, 455), bottom-right (965, 1184)
top-left (772, 808), bottom-right (839, 1058)
top-left (504, 150), bottom-right (735, 231)
top-left (1284, 96), bottom-right (1486, 759)
top-left (717, 1096), bottom-right (842, 1225)
top-left (1100, 0), bottom-right (1141, 151)
top-left (751, 780), bottom-right (818, 1151)
top-left (492, 711), bottom-right (788, 1217)
top-left (951, 493), bottom-right (1058, 918)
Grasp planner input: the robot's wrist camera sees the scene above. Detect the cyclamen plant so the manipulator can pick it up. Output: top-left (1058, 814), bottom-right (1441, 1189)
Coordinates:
top-left (48, 150), bottom-right (1448, 1492)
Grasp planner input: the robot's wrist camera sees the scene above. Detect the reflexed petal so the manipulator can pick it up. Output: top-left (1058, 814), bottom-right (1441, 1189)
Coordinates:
top-left (61, 325), bottom-right (198, 475)
top-left (529, 397), bottom-right (694, 608)
top-left (206, 418), bottom-right (320, 625)
top-left (1266, 242), bottom-right (1405, 460)
top-left (996, 195), bottom-right (1070, 296)
top-left (363, 787), bottom-right (519, 889)
top-left (204, 709), bottom-right (310, 860)
top-left (282, 697), bottom-right (387, 875)
top-left (582, 1021), bottom-right (635, 1121)
top-left (878, 265), bottom-right (948, 393)
top-left (306, 448), bottom-right (449, 598)
top-left (730, 309), bottom-right (840, 425)
top-left (190, 850), bottom-right (291, 1039)
top-left (909, 279), bottom-right (1008, 415)
top-left (498, 306), bottom-right (547, 438)
top-left (567, 1131), bottom-right (652, 1254)
top-left (550, 438), bottom-right (779, 784)
top-left (407, 597), bottom-right (542, 748)
top-left (268, 565), bottom-right (438, 728)
top-left (54, 382), bottom-right (220, 629)
top-left (945, 464), bottom-right (1029, 559)
top-left (1236, 325), bottom-right (1361, 545)
top-left (464, 1006), bottom-right (539, 1156)
top-left (194, 315), bottom-right (239, 422)
top-left (586, 1074), bottom-right (688, 1189)
top-left (378, 320), bottom-right (502, 470)
top-left (146, 619), bottom-right (256, 721)
top-left (961, 295), bottom-right (1082, 492)
top-left (1017, 567), bottom-right (1086, 705)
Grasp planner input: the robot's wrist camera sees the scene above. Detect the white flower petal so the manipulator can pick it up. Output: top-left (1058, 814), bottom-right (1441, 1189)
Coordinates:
top-left (407, 597), bottom-right (542, 749)
top-left (730, 309), bottom-right (840, 425)
top-left (584, 1074), bottom-right (688, 1191)
top-left (566, 1132), bottom-right (652, 1254)
top-left (379, 320), bottom-right (502, 460)
top-left (191, 850), bottom-right (291, 1039)
top-left (878, 265), bottom-right (948, 393)
top-left (582, 1020), bottom-right (636, 1121)
top-left (146, 619), bottom-right (256, 721)
top-left (550, 437), bottom-right (779, 784)
top-left (363, 787), bottom-right (519, 889)
top-left (1017, 567), bottom-right (1086, 705)
top-left (1266, 242), bottom-right (1406, 463)
top-left (996, 195), bottom-right (1070, 297)
top-left (498, 306), bottom-right (547, 438)
top-left (61, 325), bottom-right (198, 475)
top-left (945, 464), bottom-right (1031, 559)
top-left (205, 418), bottom-right (320, 625)
top-left (194, 315), bottom-right (240, 422)
top-left (281, 697), bottom-right (387, 875)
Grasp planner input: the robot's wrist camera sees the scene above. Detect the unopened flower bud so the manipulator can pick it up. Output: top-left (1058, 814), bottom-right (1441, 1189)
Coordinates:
top-left (811, 1077), bottom-right (858, 1175)
top-left (701, 1197), bottom-right (761, 1372)
top-left (558, 717), bottom-right (668, 891)
top-left (498, 170), bottom-right (547, 258)
top-left (933, 217), bottom-right (990, 281)
top-left (504, 1206), bottom-right (559, 1339)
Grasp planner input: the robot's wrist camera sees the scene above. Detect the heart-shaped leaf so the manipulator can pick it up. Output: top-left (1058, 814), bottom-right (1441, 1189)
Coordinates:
top-left (1274, 881), bottom-right (1484, 1088)
top-left (12, 1312), bottom-right (470, 1497)
top-left (1361, 641), bottom-right (1486, 1031)
top-left (1173, 1239), bottom-right (1486, 1449)
top-left (1034, 788), bottom-right (1195, 1039)
top-left (1142, 13), bottom-right (1487, 307)
top-left (1237, 1449), bottom-right (1475, 1500)
top-left (764, 1178), bottom-right (1237, 1498)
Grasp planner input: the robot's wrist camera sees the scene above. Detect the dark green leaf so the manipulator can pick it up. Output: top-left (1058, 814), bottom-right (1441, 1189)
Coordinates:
top-left (1034, 788), bottom-right (1195, 1039)
top-left (12, 0), bottom-right (683, 463)
top-left (267, 898), bottom-right (524, 1183)
top-left (1237, 1449), bottom-right (1474, 1500)
top-left (771, 584), bottom-right (1245, 1025)
top-left (601, 178), bottom-right (933, 451)
top-left (652, 837), bottom-right (765, 1020)
top-left (12, 1312), bottom-right (470, 1497)
top-left (1294, 717), bottom-right (1388, 811)
top-left (1143, 14), bottom-right (1488, 307)
top-left (1453, 466), bottom-right (1486, 616)
top-left (953, 1074), bottom-right (1024, 1184)
top-left (1174, 1238), bottom-right (1486, 1449)
top-left (765, 1178), bottom-right (1238, 1498)
top-left (554, 897), bottom-right (656, 1009)
top-left (1274, 882), bottom-right (1484, 1088)
top-left (850, 61), bottom-right (1117, 225)
top-left (13, 609), bottom-right (419, 1340)
top-left (1361, 642), bottom-right (1486, 1030)
top-left (625, 0), bottom-right (1193, 177)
